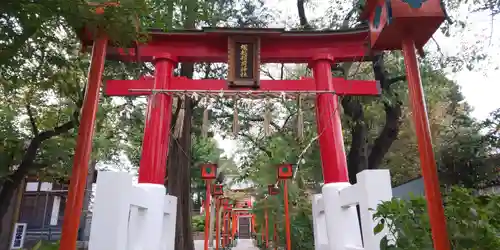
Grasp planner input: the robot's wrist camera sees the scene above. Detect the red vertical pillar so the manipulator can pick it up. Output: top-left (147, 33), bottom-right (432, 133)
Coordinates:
top-left (232, 211), bottom-right (237, 238)
top-left (59, 36), bottom-right (107, 250)
top-left (310, 54), bottom-right (349, 183)
top-left (252, 214), bottom-right (256, 233)
top-left (222, 212), bottom-right (227, 247)
top-left (401, 39), bottom-right (450, 250)
top-left (283, 180), bottom-right (292, 250)
top-left (264, 207), bottom-right (269, 248)
top-left (229, 210), bottom-right (234, 245)
top-left (225, 211), bottom-right (229, 246)
top-left (273, 214), bottom-right (278, 250)
top-left (215, 200), bottom-right (220, 250)
top-left (204, 181), bottom-right (211, 250)
top-left (137, 54), bottom-right (176, 184)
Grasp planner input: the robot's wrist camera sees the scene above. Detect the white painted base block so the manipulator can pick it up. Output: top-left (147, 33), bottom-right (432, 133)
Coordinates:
top-left (89, 171), bottom-right (177, 250)
top-left (312, 170), bottom-right (393, 250)
top-left (312, 194), bottom-right (329, 250)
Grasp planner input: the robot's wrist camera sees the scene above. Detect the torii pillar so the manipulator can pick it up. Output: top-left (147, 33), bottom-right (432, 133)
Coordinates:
top-left (310, 54), bottom-right (350, 183)
top-left (137, 53), bottom-right (177, 184)
top-left (309, 54), bottom-right (364, 248)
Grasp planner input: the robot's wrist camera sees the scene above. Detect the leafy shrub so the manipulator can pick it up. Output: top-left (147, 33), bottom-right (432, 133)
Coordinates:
top-left (373, 187), bottom-right (500, 250)
top-left (192, 215), bottom-right (206, 232)
top-left (253, 187), bottom-right (315, 250)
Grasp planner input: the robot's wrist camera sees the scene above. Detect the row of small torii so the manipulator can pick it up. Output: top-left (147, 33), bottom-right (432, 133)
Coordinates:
top-left (200, 163), bottom-right (295, 250)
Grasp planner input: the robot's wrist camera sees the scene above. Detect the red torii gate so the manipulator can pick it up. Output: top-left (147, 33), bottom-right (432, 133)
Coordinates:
top-left (101, 27), bottom-right (380, 187)
top-left (60, 26), bottom-right (379, 249)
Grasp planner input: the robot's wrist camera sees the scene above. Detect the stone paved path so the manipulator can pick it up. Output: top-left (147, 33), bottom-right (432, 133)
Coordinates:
top-left (232, 239), bottom-right (259, 250)
top-left (194, 240), bottom-right (204, 250)
top-left (194, 239), bottom-right (259, 250)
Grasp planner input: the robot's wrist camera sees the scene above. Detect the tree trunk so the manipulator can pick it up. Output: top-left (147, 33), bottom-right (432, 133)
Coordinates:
top-left (0, 165), bottom-right (31, 238)
top-left (342, 96), bottom-right (369, 184)
top-left (343, 53), bottom-right (403, 183)
top-left (367, 54), bottom-right (403, 170)
top-left (167, 61), bottom-right (196, 250)
top-left (165, 1), bottom-right (199, 248)
top-left (0, 116), bottom-right (76, 239)
top-left (79, 160), bottom-right (97, 241)
top-left (347, 121), bottom-right (369, 184)
top-left (167, 97), bottom-right (195, 250)
top-left (0, 178), bottom-right (25, 249)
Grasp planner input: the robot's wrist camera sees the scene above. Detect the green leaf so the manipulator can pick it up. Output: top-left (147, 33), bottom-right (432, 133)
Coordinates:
top-left (374, 221), bottom-right (385, 234)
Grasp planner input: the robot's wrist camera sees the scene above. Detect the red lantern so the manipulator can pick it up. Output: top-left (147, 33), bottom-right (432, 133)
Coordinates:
top-left (276, 163), bottom-right (294, 180)
top-left (268, 184), bottom-right (279, 195)
top-left (200, 163), bottom-right (217, 180)
top-left (360, 0), bottom-right (445, 50)
top-left (212, 184), bottom-right (224, 196)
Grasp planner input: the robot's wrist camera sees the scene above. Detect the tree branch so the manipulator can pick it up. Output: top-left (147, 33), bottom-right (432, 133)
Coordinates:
top-left (37, 112), bottom-right (79, 141)
top-left (239, 132), bottom-right (272, 158)
top-left (0, 24), bottom-right (40, 66)
top-left (26, 104), bottom-right (39, 135)
top-left (340, 8), bottom-right (356, 29)
top-left (338, 8), bottom-right (358, 78)
top-left (280, 111), bottom-right (296, 131)
top-left (280, 63), bottom-right (285, 80)
top-left (368, 101), bottom-right (403, 169)
top-left (388, 75), bottom-right (406, 85)
top-left (367, 54), bottom-right (403, 169)
top-left (5, 110), bottom-right (79, 185)
top-left (297, 0), bottom-right (312, 30)
top-left (261, 67), bottom-right (276, 80)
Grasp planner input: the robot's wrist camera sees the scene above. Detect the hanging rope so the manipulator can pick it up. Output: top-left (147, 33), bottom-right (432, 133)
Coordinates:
top-left (232, 96), bottom-right (239, 136)
top-left (296, 94), bottom-right (304, 141)
top-left (129, 88), bottom-right (336, 99)
top-left (202, 97), bottom-right (210, 138)
top-left (173, 95), bottom-right (185, 138)
top-left (263, 97), bottom-right (272, 136)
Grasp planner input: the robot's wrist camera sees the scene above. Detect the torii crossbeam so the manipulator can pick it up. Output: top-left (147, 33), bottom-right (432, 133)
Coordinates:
top-left (105, 77), bottom-right (379, 96)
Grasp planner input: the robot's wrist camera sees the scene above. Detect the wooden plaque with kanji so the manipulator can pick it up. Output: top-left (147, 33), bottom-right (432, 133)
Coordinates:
top-left (227, 36), bottom-right (260, 88)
